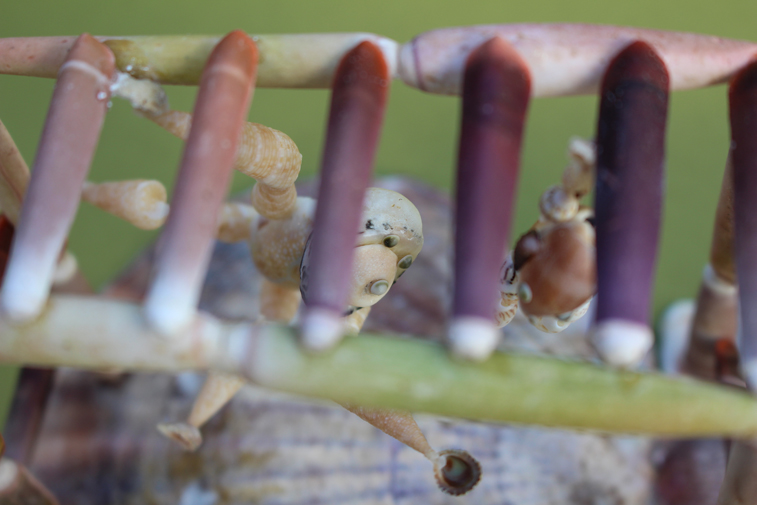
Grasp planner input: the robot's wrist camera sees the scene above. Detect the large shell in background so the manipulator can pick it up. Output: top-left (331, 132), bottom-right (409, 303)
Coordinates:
top-left (25, 179), bottom-right (658, 504)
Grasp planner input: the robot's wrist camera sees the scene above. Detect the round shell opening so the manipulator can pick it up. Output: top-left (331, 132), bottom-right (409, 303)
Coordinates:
top-left (433, 449), bottom-right (482, 496)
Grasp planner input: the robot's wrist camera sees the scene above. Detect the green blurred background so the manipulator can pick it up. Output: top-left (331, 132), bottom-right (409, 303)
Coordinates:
top-left (1, 0), bottom-right (755, 424)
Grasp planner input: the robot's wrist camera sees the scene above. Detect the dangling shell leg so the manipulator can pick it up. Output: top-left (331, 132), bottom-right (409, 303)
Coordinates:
top-left (158, 371), bottom-right (246, 451)
top-left (159, 280), bottom-right (301, 450)
top-left (448, 37), bottom-right (531, 361)
top-left (342, 404), bottom-right (481, 496)
top-left (0, 34), bottom-right (114, 323)
top-left (143, 31), bottom-right (258, 335)
top-left (589, 41), bottom-right (669, 368)
top-left (299, 41), bottom-right (390, 351)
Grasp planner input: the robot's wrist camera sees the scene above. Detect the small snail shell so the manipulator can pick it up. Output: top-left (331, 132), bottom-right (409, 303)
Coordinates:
top-left (346, 244), bottom-right (399, 307)
top-left (517, 219), bottom-right (596, 317)
top-left (539, 185), bottom-right (579, 222)
top-left (249, 197), bottom-right (316, 288)
top-left (356, 187), bottom-right (424, 279)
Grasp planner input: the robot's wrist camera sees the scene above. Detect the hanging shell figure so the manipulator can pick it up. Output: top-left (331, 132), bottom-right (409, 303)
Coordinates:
top-left (495, 137), bottom-right (596, 338)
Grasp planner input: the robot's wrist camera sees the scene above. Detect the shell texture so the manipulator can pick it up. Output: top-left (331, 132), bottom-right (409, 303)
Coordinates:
top-left (249, 197), bottom-right (316, 288)
top-left (146, 108), bottom-right (302, 219)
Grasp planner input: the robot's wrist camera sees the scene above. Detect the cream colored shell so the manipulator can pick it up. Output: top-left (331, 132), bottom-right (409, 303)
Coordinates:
top-left (356, 187), bottom-right (424, 279)
top-left (81, 179), bottom-right (168, 230)
top-left (249, 197), bottom-right (316, 288)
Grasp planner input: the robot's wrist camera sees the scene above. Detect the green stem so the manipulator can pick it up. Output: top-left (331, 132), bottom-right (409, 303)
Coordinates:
top-left (248, 325), bottom-right (757, 438)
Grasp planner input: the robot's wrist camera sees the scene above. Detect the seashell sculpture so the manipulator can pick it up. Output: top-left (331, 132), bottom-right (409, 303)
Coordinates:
top-left (4, 22), bottom-right (757, 504)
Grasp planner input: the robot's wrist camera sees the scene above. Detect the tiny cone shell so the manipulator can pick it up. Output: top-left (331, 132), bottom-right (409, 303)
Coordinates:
top-left (158, 371), bottom-right (246, 451)
top-left (346, 244), bottom-right (398, 308)
top-left (260, 278), bottom-right (301, 322)
top-left (186, 372), bottom-right (246, 428)
top-left (82, 180), bottom-right (169, 230)
top-left (344, 306), bottom-right (371, 334)
top-left (251, 182), bottom-right (298, 219)
top-left (216, 202), bottom-right (258, 243)
top-left (342, 404), bottom-right (437, 460)
top-left (250, 197), bottom-right (315, 287)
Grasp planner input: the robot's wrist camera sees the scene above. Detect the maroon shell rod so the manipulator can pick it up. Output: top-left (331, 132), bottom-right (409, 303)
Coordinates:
top-left (448, 37), bottom-right (531, 361)
top-left (0, 34), bottom-right (114, 323)
top-left (591, 41), bottom-right (669, 367)
top-left (144, 31), bottom-right (258, 335)
top-left (299, 41), bottom-right (390, 351)
top-left (729, 59), bottom-right (757, 391)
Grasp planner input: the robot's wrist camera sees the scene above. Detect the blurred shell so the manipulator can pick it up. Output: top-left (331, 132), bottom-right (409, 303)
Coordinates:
top-left (81, 180), bottom-right (168, 230)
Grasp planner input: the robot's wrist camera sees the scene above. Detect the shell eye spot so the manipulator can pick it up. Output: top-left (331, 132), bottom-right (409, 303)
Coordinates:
top-left (370, 280), bottom-right (389, 296)
top-left (398, 255), bottom-right (413, 269)
top-left (518, 282), bottom-right (533, 303)
top-left (365, 219), bottom-right (375, 230)
top-left (384, 235), bottom-right (399, 248)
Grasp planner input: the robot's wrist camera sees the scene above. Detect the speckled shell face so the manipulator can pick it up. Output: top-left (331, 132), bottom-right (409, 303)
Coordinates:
top-left (356, 187), bottom-right (424, 279)
top-left (517, 220), bottom-right (596, 317)
top-left (298, 187), bottom-right (424, 310)
top-left (249, 197), bottom-right (316, 288)
top-left (346, 244), bottom-right (399, 307)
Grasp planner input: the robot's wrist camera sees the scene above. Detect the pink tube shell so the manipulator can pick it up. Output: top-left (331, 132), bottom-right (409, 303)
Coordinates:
top-left (399, 24), bottom-right (757, 96)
